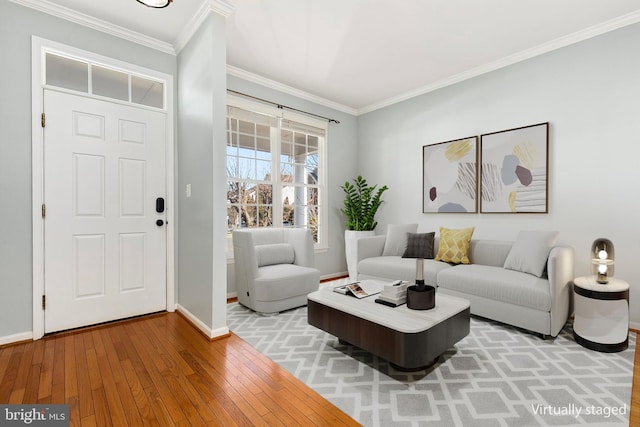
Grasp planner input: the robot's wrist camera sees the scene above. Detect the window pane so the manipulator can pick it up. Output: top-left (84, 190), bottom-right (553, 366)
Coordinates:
top-left (307, 187), bottom-right (319, 205)
top-left (131, 75), bottom-right (163, 108)
top-left (256, 147), bottom-right (271, 161)
top-left (238, 120), bottom-right (255, 135)
top-left (255, 183), bottom-right (272, 206)
top-left (46, 53), bottom-right (88, 93)
top-left (280, 162), bottom-right (293, 178)
top-left (227, 205), bottom-right (240, 231)
top-left (256, 159), bottom-right (271, 180)
top-left (307, 205), bottom-right (319, 243)
top-left (281, 142), bottom-right (293, 159)
top-left (92, 65), bottom-right (128, 101)
top-left (237, 157), bottom-right (255, 180)
top-left (258, 205), bottom-right (273, 227)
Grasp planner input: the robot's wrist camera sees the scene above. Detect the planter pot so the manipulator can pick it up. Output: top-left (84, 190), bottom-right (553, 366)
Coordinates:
top-left (345, 230), bottom-right (375, 280)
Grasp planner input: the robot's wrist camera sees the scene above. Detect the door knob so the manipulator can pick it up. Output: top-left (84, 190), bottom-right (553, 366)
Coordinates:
top-left (156, 219), bottom-right (164, 227)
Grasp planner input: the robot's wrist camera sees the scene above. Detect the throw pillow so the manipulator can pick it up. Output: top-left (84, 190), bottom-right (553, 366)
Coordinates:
top-left (435, 227), bottom-right (475, 264)
top-left (503, 230), bottom-right (559, 277)
top-left (255, 243), bottom-right (295, 267)
top-left (402, 232), bottom-right (436, 259)
top-left (382, 224), bottom-right (418, 256)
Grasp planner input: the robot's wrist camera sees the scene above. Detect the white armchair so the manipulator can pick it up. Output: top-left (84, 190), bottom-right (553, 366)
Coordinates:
top-left (233, 228), bottom-right (320, 314)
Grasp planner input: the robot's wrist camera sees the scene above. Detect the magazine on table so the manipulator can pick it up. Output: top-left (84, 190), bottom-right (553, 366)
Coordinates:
top-left (333, 279), bottom-right (400, 298)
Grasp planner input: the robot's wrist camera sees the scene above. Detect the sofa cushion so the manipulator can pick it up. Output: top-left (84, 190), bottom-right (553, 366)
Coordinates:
top-left (358, 256), bottom-right (451, 286)
top-left (382, 224), bottom-right (418, 256)
top-left (503, 230), bottom-right (559, 277)
top-left (402, 232), bottom-right (435, 259)
top-left (255, 243), bottom-right (295, 267)
top-left (437, 264), bottom-right (552, 311)
top-left (435, 227), bottom-right (475, 264)
top-left (468, 240), bottom-right (512, 267)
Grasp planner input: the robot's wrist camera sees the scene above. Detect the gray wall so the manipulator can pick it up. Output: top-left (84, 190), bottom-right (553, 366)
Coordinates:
top-left (225, 75), bottom-right (359, 295)
top-left (357, 23), bottom-right (640, 326)
top-left (177, 13), bottom-right (228, 332)
top-left (0, 0), bottom-right (176, 338)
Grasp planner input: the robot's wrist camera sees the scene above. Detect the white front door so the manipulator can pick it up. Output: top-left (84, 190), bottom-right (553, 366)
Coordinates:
top-left (43, 89), bottom-right (167, 333)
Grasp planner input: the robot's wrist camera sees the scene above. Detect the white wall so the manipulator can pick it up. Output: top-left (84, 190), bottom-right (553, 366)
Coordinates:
top-left (357, 23), bottom-right (640, 327)
top-left (177, 13), bottom-right (228, 336)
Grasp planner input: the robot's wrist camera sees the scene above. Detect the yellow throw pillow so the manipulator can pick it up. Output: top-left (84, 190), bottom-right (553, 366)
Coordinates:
top-left (435, 227), bottom-right (475, 264)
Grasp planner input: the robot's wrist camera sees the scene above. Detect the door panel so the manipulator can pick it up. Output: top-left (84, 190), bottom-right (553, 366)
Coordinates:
top-left (44, 89), bottom-right (167, 333)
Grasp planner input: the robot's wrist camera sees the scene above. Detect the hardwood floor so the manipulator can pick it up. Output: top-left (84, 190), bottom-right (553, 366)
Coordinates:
top-left (0, 313), bottom-right (358, 426)
top-left (0, 314), bottom-right (638, 426)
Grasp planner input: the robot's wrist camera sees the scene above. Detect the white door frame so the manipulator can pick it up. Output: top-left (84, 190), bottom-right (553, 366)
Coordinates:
top-left (31, 37), bottom-right (175, 340)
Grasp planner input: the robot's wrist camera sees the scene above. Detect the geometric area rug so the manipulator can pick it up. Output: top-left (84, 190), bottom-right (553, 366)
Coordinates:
top-left (227, 299), bottom-right (636, 427)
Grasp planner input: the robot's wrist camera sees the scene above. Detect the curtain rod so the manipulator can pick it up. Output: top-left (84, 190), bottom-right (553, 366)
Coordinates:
top-left (227, 89), bottom-right (340, 124)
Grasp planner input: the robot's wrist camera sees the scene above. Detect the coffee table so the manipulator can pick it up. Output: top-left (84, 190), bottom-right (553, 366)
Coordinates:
top-left (307, 286), bottom-right (470, 370)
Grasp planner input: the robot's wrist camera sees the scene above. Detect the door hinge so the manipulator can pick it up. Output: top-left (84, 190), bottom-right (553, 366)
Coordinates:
top-left (41, 113), bottom-right (45, 128)
top-left (42, 295), bottom-right (46, 310)
top-left (41, 204), bottom-right (46, 218)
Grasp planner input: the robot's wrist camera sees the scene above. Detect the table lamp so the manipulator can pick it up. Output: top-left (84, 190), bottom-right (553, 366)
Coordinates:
top-left (591, 238), bottom-right (614, 284)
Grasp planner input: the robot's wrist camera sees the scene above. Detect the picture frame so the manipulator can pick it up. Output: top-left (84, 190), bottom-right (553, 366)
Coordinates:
top-left (480, 122), bottom-right (549, 213)
top-left (423, 136), bottom-right (478, 213)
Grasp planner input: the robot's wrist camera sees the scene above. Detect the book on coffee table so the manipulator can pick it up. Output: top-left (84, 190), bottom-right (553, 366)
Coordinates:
top-left (375, 281), bottom-right (409, 307)
top-left (333, 280), bottom-right (390, 298)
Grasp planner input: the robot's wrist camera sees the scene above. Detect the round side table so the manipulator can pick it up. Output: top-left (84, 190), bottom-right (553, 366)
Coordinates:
top-left (572, 276), bottom-right (629, 352)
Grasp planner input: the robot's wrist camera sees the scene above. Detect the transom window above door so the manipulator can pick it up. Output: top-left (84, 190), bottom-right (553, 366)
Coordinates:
top-left (45, 52), bottom-right (165, 109)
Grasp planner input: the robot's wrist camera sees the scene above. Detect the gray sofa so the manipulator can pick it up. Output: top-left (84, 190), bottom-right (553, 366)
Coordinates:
top-left (356, 232), bottom-right (574, 337)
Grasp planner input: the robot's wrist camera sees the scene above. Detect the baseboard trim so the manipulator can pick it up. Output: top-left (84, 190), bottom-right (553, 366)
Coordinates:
top-left (176, 304), bottom-right (230, 340)
top-left (0, 331), bottom-right (33, 346)
top-left (320, 272), bottom-right (348, 282)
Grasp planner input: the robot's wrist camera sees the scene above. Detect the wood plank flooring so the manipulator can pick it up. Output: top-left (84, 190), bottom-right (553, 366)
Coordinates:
top-left (0, 313), bottom-right (359, 426)
top-left (0, 314), bottom-right (638, 426)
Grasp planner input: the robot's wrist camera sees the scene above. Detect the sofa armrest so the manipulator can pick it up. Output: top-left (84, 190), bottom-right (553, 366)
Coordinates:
top-left (356, 235), bottom-right (386, 263)
top-left (547, 245), bottom-right (575, 336)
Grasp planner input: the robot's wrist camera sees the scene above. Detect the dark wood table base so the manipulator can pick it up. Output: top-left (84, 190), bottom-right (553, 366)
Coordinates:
top-left (308, 299), bottom-right (470, 370)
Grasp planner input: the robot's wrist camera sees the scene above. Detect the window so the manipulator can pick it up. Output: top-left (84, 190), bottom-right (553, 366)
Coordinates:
top-left (226, 100), bottom-right (327, 253)
top-left (44, 52), bottom-right (165, 109)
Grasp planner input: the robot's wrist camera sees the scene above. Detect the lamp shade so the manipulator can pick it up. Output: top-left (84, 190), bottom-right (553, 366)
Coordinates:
top-left (136, 0), bottom-right (172, 8)
top-left (591, 238), bottom-right (614, 284)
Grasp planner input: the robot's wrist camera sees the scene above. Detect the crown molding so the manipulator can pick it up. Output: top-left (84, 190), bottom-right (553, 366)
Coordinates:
top-left (358, 9), bottom-right (640, 115)
top-left (10, 0), bottom-right (175, 55)
top-left (227, 65), bottom-right (358, 116)
top-left (174, 0), bottom-right (234, 54)
top-left (211, 0), bottom-right (234, 19)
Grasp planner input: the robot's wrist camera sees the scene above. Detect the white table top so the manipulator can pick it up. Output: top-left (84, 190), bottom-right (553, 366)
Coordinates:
top-left (574, 275), bottom-right (629, 292)
top-left (308, 286), bottom-right (470, 334)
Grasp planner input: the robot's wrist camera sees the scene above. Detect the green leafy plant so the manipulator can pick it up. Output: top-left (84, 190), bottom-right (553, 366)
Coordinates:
top-left (340, 176), bottom-right (389, 231)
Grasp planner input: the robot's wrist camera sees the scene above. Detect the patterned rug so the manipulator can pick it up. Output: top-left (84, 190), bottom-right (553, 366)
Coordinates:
top-left (227, 294), bottom-right (636, 427)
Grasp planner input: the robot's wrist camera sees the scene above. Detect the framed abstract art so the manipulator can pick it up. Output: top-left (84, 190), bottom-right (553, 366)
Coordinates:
top-left (480, 122), bottom-right (549, 213)
top-left (423, 136), bottom-right (478, 213)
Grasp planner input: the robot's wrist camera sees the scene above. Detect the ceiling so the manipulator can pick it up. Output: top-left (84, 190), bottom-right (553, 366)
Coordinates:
top-left (27, 0), bottom-right (640, 113)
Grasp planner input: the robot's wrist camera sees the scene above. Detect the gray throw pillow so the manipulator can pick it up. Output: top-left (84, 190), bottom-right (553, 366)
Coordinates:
top-left (503, 230), bottom-right (559, 277)
top-left (402, 232), bottom-right (435, 259)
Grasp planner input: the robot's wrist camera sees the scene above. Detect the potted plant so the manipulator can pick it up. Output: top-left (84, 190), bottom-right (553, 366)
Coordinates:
top-left (340, 176), bottom-right (388, 279)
